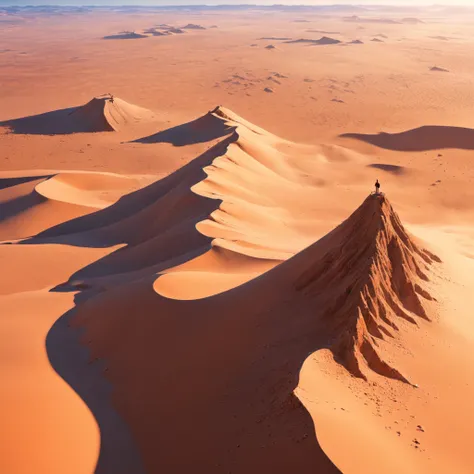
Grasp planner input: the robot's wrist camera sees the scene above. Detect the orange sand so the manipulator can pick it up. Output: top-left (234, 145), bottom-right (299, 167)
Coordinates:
top-left (2, 5), bottom-right (474, 474)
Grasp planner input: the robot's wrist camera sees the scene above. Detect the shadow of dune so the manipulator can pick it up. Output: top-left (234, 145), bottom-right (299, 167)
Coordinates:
top-left (46, 304), bottom-right (146, 474)
top-left (0, 175), bottom-right (52, 191)
top-left (20, 133), bottom-right (237, 248)
top-left (0, 96), bottom-right (115, 135)
top-left (0, 190), bottom-right (46, 224)
top-left (367, 163), bottom-right (406, 175)
top-left (66, 222), bottom-right (211, 283)
top-left (0, 107), bottom-right (86, 135)
top-left (65, 274), bottom-right (341, 474)
top-left (341, 125), bottom-right (474, 151)
top-left (133, 111), bottom-right (236, 146)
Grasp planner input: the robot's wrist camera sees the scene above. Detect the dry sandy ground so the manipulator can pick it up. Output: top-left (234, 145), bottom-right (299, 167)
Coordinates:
top-left (2, 5), bottom-right (474, 474)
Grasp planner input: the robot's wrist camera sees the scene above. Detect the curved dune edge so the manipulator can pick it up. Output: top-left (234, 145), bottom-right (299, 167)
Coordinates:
top-left (70, 193), bottom-right (439, 474)
top-left (34, 171), bottom-right (142, 209)
top-left (0, 170), bottom-right (145, 241)
top-left (0, 94), bottom-right (156, 135)
top-left (70, 95), bottom-right (156, 132)
top-left (0, 291), bottom-right (100, 474)
top-left (23, 106), bottom-right (371, 301)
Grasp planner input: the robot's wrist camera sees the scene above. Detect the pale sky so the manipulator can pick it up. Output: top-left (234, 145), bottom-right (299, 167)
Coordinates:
top-left (2, 0), bottom-right (474, 6)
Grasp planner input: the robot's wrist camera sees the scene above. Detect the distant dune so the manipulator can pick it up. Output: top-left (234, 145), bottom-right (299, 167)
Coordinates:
top-left (430, 66), bottom-right (450, 72)
top-left (143, 28), bottom-right (171, 36)
top-left (259, 36), bottom-right (292, 40)
top-left (344, 15), bottom-right (401, 24)
top-left (285, 36), bottom-right (341, 45)
top-left (0, 94), bottom-right (155, 135)
top-left (103, 31), bottom-right (147, 40)
top-left (306, 29), bottom-right (341, 35)
top-left (182, 23), bottom-right (206, 30)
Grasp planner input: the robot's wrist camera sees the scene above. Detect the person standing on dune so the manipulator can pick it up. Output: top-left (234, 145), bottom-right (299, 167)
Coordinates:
top-left (375, 179), bottom-right (381, 194)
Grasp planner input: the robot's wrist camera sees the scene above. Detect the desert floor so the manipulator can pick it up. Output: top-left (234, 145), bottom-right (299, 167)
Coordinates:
top-left (2, 5), bottom-right (474, 474)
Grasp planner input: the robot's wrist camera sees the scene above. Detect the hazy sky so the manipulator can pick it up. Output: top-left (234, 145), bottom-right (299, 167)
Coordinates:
top-left (1, 0), bottom-right (474, 5)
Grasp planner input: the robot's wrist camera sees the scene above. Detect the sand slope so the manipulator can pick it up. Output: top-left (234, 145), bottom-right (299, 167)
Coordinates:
top-left (0, 95), bottom-right (155, 135)
top-left (67, 193), bottom-right (437, 474)
top-left (0, 171), bottom-right (141, 241)
top-left (23, 107), bottom-right (370, 300)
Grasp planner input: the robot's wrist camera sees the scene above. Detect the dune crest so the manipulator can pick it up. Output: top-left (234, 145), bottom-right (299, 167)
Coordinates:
top-left (72, 94), bottom-right (155, 132)
top-left (295, 194), bottom-right (439, 382)
top-left (0, 94), bottom-right (155, 135)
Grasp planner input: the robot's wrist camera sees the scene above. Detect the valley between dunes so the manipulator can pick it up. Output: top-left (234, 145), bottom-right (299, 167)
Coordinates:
top-left (3, 6), bottom-right (474, 474)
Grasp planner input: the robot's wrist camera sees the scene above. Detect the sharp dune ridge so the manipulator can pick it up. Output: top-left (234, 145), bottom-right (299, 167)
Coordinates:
top-left (0, 94), bottom-right (155, 135)
top-left (65, 191), bottom-right (438, 472)
top-left (0, 171), bottom-right (141, 241)
top-left (294, 194), bottom-right (439, 383)
top-left (21, 107), bottom-right (321, 287)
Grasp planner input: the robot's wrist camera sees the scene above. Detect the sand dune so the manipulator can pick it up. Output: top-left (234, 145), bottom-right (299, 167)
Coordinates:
top-left (259, 36), bottom-right (292, 40)
top-left (341, 125), bottom-right (474, 151)
top-left (17, 107), bottom-right (371, 299)
top-left (344, 16), bottom-right (401, 24)
top-left (0, 171), bottom-right (141, 241)
top-left (285, 37), bottom-right (341, 45)
top-left (182, 23), bottom-right (206, 30)
top-left (0, 94), bottom-right (155, 135)
top-left (62, 193), bottom-right (437, 474)
top-left (103, 31), bottom-right (147, 40)
top-left (306, 30), bottom-right (341, 35)
top-left (143, 28), bottom-right (171, 36)
top-left (134, 107), bottom-right (236, 145)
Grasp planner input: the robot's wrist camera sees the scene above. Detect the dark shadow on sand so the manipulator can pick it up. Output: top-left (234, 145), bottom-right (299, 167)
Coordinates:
top-left (133, 112), bottom-right (236, 146)
top-left (103, 32), bottom-right (148, 40)
top-left (0, 191), bottom-right (46, 224)
top-left (19, 133), bottom-right (237, 249)
top-left (341, 125), bottom-right (474, 151)
top-left (1, 107), bottom-right (89, 135)
top-left (367, 164), bottom-right (406, 175)
top-left (0, 175), bottom-right (52, 191)
top-left (49, 273), bottom-right (342, 473)
top-left (46, 302), bottom-right (146, 474)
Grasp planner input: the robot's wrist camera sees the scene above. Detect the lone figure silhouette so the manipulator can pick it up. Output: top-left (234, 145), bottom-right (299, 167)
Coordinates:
top-left (375, 179), bottom-right (381, 194)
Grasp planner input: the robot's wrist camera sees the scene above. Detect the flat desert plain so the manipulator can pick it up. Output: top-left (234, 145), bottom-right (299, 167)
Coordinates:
top-left (2, 5), bottom-right (474, 474)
